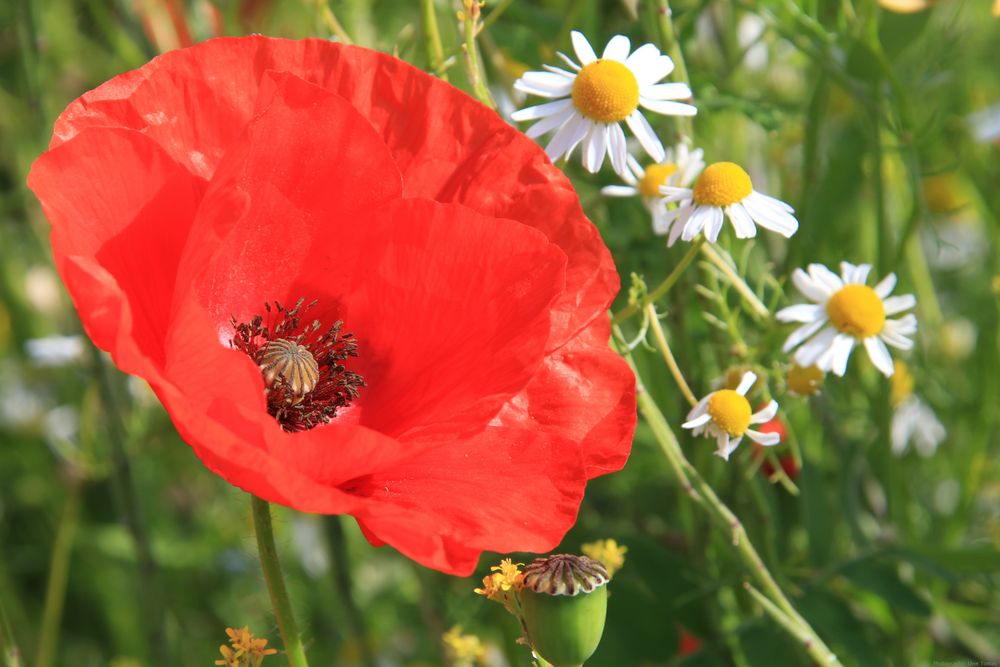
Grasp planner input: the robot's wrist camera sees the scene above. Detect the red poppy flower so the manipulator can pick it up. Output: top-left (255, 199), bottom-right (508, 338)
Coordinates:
top-left (28, 37), bottom-right (635, 575)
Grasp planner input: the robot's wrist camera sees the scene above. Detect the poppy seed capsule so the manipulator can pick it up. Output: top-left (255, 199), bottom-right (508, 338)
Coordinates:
top-left (259, 339), bottom-right (320, 396)
top-left (519, 555), bottom-right (609, 667)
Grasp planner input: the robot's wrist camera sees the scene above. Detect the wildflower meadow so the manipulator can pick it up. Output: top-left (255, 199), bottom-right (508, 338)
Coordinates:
top-left (1, 1), bottom-right (998, 666)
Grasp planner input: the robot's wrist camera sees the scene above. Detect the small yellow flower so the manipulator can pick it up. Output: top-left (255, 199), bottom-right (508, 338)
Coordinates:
top-left (581, 539), bottom-right (628, 578)
top-left (474, 559), bottom-right (524, 606)
top-left (217, 627), bottom-right (277, 667)
top-left (443, 626), bottom-right (487, 665)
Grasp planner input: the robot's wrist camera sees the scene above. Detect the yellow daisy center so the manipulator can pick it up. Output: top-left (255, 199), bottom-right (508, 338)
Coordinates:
top-left (787, 364), bottom-right (824, 396)
top-left (692, 162), bottom-right (753, 207)
top-left (707, 389), bottom-right (752, 437)
top-left (825, 284), bottom-right (885, 338)
top-left (571, 60), bottom-right (640, 123)
top-left (638, 163), bottom-right (678, 197)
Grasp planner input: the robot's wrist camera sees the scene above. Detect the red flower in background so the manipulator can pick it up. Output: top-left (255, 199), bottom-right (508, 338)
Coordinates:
top-left (28, 37), bottom-right (636, 575)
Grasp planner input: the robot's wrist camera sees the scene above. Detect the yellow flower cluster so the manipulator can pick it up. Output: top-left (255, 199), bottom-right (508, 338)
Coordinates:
top-left (581, 538), bottom-right (628, 578)
top-left (215, 626), bottom-right (278, 667)
top-left (474, 558), bottom-right (524, 600)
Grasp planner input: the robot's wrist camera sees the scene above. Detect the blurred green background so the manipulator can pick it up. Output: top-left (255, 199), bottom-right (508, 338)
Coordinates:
top-left (1, 0), bottom-right (998, 666)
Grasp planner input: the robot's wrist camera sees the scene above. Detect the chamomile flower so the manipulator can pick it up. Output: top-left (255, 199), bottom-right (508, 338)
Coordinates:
top-left (777, 262), bottom-right (917, 377)
top-left (659, 161), bottom-right (799, 245)
top-left (601, 144), bottom-right (705, 234)
top-left (511, 31), bottom-right (696, 176)
top-left (682, 372), bottom-right (780, 461)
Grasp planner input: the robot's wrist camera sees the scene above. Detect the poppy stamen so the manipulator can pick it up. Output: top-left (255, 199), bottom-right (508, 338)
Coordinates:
top-left (230, 298), bottom-right (364, 432)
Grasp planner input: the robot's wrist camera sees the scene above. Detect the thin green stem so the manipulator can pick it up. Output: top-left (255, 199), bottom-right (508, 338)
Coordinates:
top-left (610, 336), bottom-right (841, 665)
top-left (743, 582), bottom-right (822, 652)
top-left (645, 304), bottom-right (697, 406)
top-left (654, 0), bottom-right (692, 138)
top-left (613, 238), bottom-right (704, 323)
top-left (700, 245), bottom-right (770, 319)
top-left (34, 476), bottom-right (82, 667)
top-left (420, 0), bottom-right (448, 81)
top-left (251, 496), bottom-right (310, 667)
top-left (317, 0), bottom-right (353, 44)
top-left (460, 0), bottom-right (495, 108)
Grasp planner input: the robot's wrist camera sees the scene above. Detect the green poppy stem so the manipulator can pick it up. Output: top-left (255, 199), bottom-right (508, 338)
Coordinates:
top-left (251, 496), bottom-right (310, 667)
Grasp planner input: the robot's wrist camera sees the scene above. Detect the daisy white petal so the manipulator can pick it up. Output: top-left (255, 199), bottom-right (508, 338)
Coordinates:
top-left (515, 72), bottom-right (575, 97)
top-left (607, 122), bottom-right (628, 176)
top-left (742, 192), bottom-right (798, 237)
top-left (682, 413), bottom-right (712, 429)
top-left (642, 82), bottom-right (694, 100)
top-left (705, 206), bottom-right (726, 242)
top-left (541, 64), bottom-right (576, 78)
top-left (828, 334), bottom-right (856, 376)
top-left (602, 34), bottom-right (631, 61)
top-left (624, 43), bottom-right (660, 71)
top-left (883, 294), bottom-right (917, 316)
top-left (880, 328), bottom-right (915, 350)
top-left (545, 115), bottom-right (589, 162)
top-left (735, 372), bottom-right (757, 395)
top-left (524, 106), bottom-right (576, 139)
top-left (776, 303), bottom-right (823, 323)
top-left (511, 98), bottom-right (574, 122)
top-left (874, 272), bottom-right (898, 298)
top-left (864, 336), bottom-right (895, 376)
top-left (888, 313), bottom-right (918, 336)
top-left (625, 111), bottom-right (665, 163)
top-left (639, 98), bottom-right (698, 116)
top-left (556, 51), bottom-right (581, 71)
top-left (746, 430), bottom-right (781, 446)
top-left (751, 400), bottom-right (778, 424)
top-left (795, 326), bottom-right (839, 367)
top-left (716, 435), bottom-right (743, 460)
top-left (728, 203), bottom-right (757, 238)
top-left (791, 268), bottom-right (833, 302)
top-left (571, 30), bottom-right (598, 65)
top-left (637, 54), bottom-right (675, 85)
top-left (601, 185), bottom-right (638, 197)
top-left (807, 263), bottom-right (844, 292)
top-left (582, 123), bottom-right (607, 172)
top-left (781, 318), bottom-right (828, 353)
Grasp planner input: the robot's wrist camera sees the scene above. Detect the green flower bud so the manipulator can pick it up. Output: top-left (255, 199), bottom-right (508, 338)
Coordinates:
top-left (519, 555), bottom-right (609, 667)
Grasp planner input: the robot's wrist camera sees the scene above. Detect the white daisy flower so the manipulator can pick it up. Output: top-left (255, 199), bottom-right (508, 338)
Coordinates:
top-left (890, 360), bottom-right (945, 457)
top-left (510, 31), bottom-right (696, 177)
top-left (776, 262), bottom-right (917, 377)
top-left (659, 161), bottom-right (799, 246)
top-left (682, 371), bottom-right (781, 461)
top-left (601, 144), bottom-right (705, 234)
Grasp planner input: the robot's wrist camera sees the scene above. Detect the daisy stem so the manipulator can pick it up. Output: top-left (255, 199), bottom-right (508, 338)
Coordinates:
top-left (644, 303), bottom-right (698, 407)
top-left (611, 332), bottom-right (841, 666)
top-left (251, 496), bottom-right (310, 667)
top-left (459, 0), bottom-right (495, 108)
top-left (420, 0), bottom-right (449, 82)
top-left (700, 244), bottom-right (770, 319)
top-left (653, 0), bottom-right (692, 138)
top-left (612, 238), bottom-right (704, 324)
